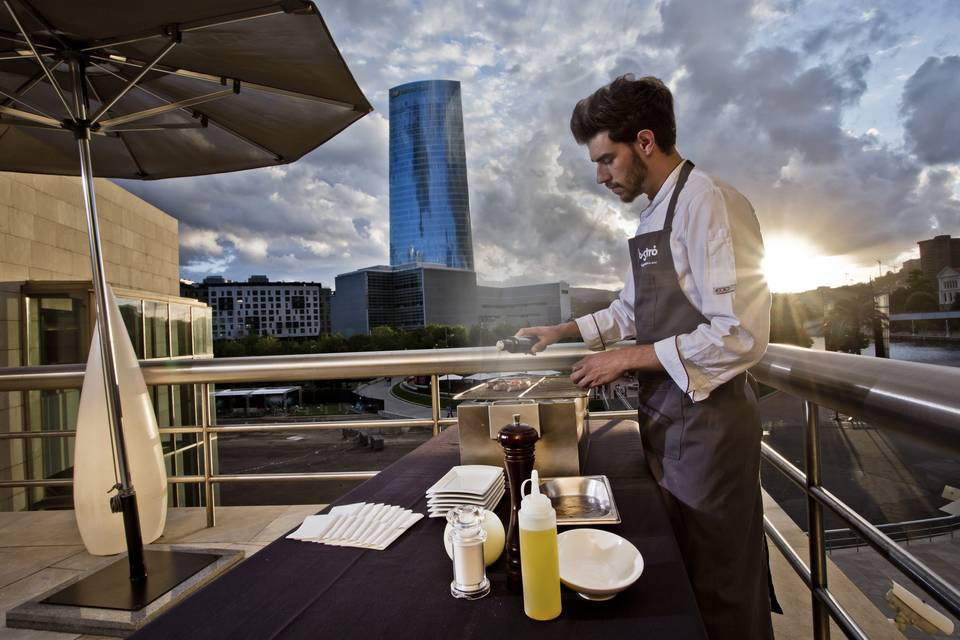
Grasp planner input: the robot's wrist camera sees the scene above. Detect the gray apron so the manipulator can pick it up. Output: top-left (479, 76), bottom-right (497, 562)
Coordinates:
top-left (629, 160), bottom-right (775, 640)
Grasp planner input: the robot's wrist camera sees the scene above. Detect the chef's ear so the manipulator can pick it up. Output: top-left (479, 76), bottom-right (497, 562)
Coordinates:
top-left (634, 129), bottom-right (657, 156)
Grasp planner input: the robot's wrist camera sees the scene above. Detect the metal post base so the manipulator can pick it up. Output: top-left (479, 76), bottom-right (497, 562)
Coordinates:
top-left (42, 549), bottom-right (219, 611)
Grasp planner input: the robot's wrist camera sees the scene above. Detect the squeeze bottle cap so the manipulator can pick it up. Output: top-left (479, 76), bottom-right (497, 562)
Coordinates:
top-left (520, 470), bottom-right (553, 516)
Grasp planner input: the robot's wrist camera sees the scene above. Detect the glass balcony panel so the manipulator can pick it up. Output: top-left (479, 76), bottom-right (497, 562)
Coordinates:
top-left (26, 293), bottom-right (89, 366)
top-left (170, 304), bottom-right (192, 357)
top-left (144, 301), bottom-right (169, 359)
top-left (117, 297), bottom-right (144, 358)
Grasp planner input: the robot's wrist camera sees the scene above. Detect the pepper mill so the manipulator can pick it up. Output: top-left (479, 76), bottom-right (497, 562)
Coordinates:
top-left (498, 413), bottom-right (539, 592)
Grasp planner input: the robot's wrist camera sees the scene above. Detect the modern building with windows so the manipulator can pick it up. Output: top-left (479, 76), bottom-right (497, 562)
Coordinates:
top-left (331, 263), bottom-right (478, 336)
top-left (183, 275), bottom-right (332, 339)
top-left (0, 171), bottom-right (213, 512)
top-left (477, 281), bottom-right (572, 328)
top-left (389, 80), bottom-right (475, 270)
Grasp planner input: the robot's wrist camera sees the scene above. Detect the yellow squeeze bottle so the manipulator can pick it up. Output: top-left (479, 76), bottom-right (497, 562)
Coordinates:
top-left (518, 470), bottom-right (562, 621)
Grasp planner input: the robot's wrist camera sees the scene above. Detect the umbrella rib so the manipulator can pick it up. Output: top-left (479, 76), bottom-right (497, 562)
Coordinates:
top-left (88, 53), bottom-right (358, 110)
top-left (0, 83), bottom-right (58, 121)
top-left (9, 0), bottom-right (68, 49)
top-left (0, 67), bottom-right (44, 108)
top-left (191, 108), bottom-right (284, 162)
top-left (81, 2), bottom-right (293, 52)
top-left (89, 59), bottom-right (285, 162)
top-left (0, 104), bottom-right (59, 126)
top-left (98, 88), bottom-right (234, 129)
top-left (0, 27), bottom-right (55, 50)
top-left (2, 0), bottom-right (74, 119)
top-left (86, 77), bottom-right (148, 177)
top-left (89, 38), bottom-right (178, 125)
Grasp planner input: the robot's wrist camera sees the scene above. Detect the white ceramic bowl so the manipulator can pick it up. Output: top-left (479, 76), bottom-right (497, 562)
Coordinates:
top-left (557, 528), bottom-right (644, 600)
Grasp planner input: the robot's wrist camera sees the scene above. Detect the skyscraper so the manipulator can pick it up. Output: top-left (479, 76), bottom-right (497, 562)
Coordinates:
top-left (389, 80), bottom-right (475, 270)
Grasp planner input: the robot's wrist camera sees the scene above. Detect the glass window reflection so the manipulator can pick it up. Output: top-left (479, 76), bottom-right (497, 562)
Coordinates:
top-left (144, 301), bottom-right (169, 359)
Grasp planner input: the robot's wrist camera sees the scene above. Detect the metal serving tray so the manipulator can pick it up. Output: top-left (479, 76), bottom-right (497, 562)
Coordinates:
top-left (538, 475), bottom-right (621, 526)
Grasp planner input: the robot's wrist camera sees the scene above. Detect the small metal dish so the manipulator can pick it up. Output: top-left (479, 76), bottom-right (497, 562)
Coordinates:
top-left (538, 475), bottom-right (621, 526)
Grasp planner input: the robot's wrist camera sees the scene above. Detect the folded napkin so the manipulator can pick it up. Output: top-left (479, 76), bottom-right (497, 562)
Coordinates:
top-left (286, 502), bottom-right (423, 551)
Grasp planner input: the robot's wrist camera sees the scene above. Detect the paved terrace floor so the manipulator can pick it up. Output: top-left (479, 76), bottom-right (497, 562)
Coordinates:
top-left (0, 498), bottom-right (922, 639)
top-left (0, 505), bottom-right (322, 639)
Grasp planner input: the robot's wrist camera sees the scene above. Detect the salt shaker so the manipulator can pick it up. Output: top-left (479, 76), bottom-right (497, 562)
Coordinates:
top-left (446, 505), bottom-right (490, 600)
top-left (498, 413), bottom-right (539, 592)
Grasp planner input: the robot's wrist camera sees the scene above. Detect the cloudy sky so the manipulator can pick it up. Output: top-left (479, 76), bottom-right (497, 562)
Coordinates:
top-left (118, 0), bottom-right (960, 293)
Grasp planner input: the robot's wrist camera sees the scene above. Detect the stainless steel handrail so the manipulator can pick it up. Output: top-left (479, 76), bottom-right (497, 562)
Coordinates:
top-left (0, 342), bottom-right (603, 390)
top-left (752, 344), bottom-right (960, 454)
top-left (3, 343), bottom-right (958, 454)
top-left (2, 342), bottom-right (960, 639)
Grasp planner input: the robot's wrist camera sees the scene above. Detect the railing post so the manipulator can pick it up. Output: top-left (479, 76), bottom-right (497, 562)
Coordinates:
top-left (805, 400), bottom-right (830, 639)
top-left (201, 383), bottom-right (215, 528)
top-left (430, 374), bottom-right (441, 437)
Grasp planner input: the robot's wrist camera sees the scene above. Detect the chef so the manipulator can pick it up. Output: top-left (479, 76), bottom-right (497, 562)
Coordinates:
top-left (517, 74), bottom-right (777, 640)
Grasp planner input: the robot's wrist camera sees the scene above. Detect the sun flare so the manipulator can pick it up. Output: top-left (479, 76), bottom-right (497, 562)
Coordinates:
top-left (762, 235), bottom-right (852, 293)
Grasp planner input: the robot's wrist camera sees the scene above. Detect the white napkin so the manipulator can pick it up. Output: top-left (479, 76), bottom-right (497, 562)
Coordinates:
top-left (286, 502), bottom-right (423, 551)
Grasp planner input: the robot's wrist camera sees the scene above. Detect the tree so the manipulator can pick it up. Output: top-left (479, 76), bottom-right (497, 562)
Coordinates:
top-left (769, 294), bottom-right (813, 347)
top-left (904, 291), bottom-right (938, 313)
top-left (823, 286), bottom-right (886, 354)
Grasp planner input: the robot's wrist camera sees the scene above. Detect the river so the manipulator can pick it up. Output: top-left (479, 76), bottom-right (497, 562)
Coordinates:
top-left (809, 336), bottom-right (960, 368)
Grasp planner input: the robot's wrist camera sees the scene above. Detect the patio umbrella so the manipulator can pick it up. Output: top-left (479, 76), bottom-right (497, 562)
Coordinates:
top-left (0, 0), bottom-right (371, 608)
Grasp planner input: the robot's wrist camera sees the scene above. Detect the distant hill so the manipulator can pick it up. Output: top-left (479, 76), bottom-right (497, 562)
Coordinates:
top-left (570, 286), bottom-right (619, 318)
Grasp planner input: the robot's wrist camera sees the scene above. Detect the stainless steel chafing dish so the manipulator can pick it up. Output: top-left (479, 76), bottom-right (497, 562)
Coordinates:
top-left (455, 374), bottom-right (589, 477)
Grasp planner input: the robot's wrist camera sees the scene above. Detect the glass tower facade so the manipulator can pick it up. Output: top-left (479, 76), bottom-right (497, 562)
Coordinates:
top-left (389, 80), bottom-right (475, 270)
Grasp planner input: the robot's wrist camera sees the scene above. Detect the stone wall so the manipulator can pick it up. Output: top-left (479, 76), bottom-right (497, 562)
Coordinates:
top-left (0, 172), bottom-right (180, 510)
top-left (0, 172), bottom-right (179, 295)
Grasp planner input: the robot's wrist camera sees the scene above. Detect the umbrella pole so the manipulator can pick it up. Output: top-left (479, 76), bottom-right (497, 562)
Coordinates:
top-left (68, 56), bottom-right (147, 583)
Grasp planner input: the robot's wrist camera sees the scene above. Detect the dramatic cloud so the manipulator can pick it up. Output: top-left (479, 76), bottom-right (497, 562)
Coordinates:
top-left (901, 56), bottom-right (960, 165)
top-left (116, 0), bottom-right (959, 292)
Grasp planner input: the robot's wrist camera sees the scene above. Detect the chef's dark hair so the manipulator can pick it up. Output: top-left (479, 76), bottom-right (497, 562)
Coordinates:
top-left (570, 74), bottom-right (676, 152)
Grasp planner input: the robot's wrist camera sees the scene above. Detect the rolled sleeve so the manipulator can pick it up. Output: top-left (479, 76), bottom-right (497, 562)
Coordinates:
top-left (668, 186), bottom-right (771, 401)
top-left (653, 336), bottom-right (690, 394)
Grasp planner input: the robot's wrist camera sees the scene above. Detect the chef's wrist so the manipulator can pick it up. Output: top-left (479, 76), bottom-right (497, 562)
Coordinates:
top-left (621, 344), bottom-right (662, 371)
top-left (559, 320), bottom-right (581, 339)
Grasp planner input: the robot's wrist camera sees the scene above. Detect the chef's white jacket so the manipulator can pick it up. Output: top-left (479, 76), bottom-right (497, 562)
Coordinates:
top-left (575, 162), bottom-right (772, 402)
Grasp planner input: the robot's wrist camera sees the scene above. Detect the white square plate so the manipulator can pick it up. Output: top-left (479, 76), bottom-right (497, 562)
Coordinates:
top-left (428, 486), bottom-right (505, 518)
top-left (426, 465), bottom-right (503, 497)
top-left (428, 477), bottom-right (504, 502)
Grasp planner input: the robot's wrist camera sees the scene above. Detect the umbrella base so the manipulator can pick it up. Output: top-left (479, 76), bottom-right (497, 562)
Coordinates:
top-left (6, 547), bottom-right (242, 637)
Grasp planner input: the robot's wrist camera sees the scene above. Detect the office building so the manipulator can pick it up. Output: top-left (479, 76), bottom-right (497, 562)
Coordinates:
top-left (0, 171), bottom-right (212, 511)
top-left (184, 276), bottom-right (332, 339)
top-left (918, 235), bottom-right (960, 285)
top-left (389, 80), bottom-right (475, 270)
top-left (477, 281), bottom-right (571, 328)
top-left (331, 263), bottom-right (477, 336)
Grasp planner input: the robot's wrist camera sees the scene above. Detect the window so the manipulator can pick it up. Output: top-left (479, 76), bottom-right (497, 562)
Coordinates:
top-left (170, 304), bottom-right (191, 357)
top-left (144, 301), bottom-right (169, 359)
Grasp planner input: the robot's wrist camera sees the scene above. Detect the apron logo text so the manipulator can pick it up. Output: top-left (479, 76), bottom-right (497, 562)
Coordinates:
top-left (638, 245), bottom-right (658, 267)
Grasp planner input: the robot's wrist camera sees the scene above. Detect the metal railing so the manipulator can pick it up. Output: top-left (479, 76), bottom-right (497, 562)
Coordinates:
top-left (826, 514), bottom-right (960, 550)
top-left (1, 342), bottom-right (959, 639)
top-left (752, 345), bottom-right (960, 639)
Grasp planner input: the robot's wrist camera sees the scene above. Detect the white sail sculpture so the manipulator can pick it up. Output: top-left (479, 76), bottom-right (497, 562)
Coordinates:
top-left (73, 287), bottom-right (167, 555)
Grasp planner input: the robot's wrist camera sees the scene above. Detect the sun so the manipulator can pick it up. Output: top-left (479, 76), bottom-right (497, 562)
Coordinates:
top-left (762, 235), bottom-right (850, 293)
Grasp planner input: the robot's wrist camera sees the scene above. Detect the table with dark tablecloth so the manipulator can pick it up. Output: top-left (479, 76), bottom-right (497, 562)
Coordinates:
top-left (131, 418), bottom-right (707, 639)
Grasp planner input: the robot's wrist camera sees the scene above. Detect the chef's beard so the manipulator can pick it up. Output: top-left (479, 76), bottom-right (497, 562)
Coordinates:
top-left (614, 150), bottom-right (648, 203)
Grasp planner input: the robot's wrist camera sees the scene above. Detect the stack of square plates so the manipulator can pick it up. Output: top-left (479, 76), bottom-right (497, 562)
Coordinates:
top-left (426, 464), bottom-right (505, 519)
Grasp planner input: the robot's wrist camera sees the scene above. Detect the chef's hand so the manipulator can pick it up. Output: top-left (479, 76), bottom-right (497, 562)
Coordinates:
top-left (516, 321), bottom-right (580, 354)
top-left (570, 350), bottom-right (631, 388)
